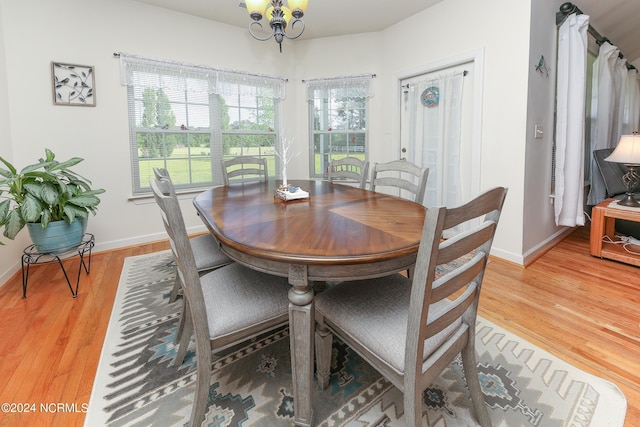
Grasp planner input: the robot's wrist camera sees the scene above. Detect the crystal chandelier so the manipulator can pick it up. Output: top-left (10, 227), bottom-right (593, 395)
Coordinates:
top-left (245, 0), bottom-right (309, 52)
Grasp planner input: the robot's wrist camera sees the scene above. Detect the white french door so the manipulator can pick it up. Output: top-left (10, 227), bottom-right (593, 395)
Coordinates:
top-left (399, 62), bottom-right (476, 209)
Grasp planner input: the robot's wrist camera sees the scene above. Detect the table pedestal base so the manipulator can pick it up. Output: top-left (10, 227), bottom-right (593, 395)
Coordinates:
top-left (288, 264), bottom-right (314, 427)
top-left (289, 302), bottom-right (314, 427)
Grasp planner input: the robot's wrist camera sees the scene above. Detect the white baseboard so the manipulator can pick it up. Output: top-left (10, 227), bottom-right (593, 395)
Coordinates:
top-left (489, 247), bottom-right (524, 265)
top-left (0, 259), bottom-right (21, 291)
top-left (91, 224), bottom-right (208, 253)
top-left (522, 227), bottom-right (575, 266)
top-left (0, 224), bottom-right (208, 291)
top-left (489, 227), bottom-right (576, 266)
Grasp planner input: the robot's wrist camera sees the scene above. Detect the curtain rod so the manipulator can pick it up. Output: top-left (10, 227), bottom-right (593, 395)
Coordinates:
top-left (302, 74), bottom-right (376, 83)
top-left (400, 70), bottom-right (468, 90)
top-left (556, 2), bottom-right (635, 70)
top-left (112, 52), bottom-right (289, 82)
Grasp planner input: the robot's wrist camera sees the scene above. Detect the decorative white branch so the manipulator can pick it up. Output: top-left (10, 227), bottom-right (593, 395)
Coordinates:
top-left (275, 131), bottom-right (301, 188)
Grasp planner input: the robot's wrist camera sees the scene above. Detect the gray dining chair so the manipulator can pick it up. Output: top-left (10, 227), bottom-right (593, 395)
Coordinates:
top-left (151, 168), bottom-right (232, 358)
top-left (327, 157), bottom-right (370, 189)
top-left (153, 167), bottom-right (232, 302)
top-left (221, 155), bottom-right (268, 185)
top-left (370, 159), bottom-right (429, 204)
top-left (314, 186), bottom-right (507, 427)
top-left (150, 178), bottom-right (290, 427)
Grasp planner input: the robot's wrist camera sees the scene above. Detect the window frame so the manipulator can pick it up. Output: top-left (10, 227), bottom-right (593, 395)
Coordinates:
top-left (306, 78), bottom-right (371, 179)
top-left (120, 54), bottom-right (285, 196)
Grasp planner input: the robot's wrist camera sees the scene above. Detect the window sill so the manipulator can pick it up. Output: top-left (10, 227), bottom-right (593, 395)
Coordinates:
top-left (129, 188), bottom-right (207, 205)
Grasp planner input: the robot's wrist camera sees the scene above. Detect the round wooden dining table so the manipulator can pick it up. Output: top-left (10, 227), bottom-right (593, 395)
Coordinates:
top-left (193, 179), bottom-right (426, 427)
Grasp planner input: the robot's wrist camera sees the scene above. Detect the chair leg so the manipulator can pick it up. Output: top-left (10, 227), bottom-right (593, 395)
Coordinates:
top-left (314, 317), bottom-right (332, 390)
top-left (174, 298), bottom-right (187, 345)
top-left (174, 301), bottom-right (193, 366)
top-left (403, 388), bottom-right (422, 427)
top-left (169, 275), bottom-right (181, 303)
top-left (462, 340), bottom-right (492, 427)
top-left (190, 340), bottom-right (212, 427)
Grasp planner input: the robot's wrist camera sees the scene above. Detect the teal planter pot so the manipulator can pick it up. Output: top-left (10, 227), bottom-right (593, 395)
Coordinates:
top-left (27, 218), bottom-right (87, 254)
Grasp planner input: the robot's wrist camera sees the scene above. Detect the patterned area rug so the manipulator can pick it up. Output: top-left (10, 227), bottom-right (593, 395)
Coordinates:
top-left (85, 251), bottom-right (627, 426)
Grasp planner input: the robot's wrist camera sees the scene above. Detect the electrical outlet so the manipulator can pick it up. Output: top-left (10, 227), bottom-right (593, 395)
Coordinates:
top-left (534, 125), bottom-right (544, 139)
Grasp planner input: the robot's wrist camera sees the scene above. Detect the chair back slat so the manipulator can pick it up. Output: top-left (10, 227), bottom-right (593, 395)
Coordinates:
top-left (425, 283), bottom-right (477, 339)
top-left (442, 187), bottom-right (505, 230)
top-left (328, 157), bottom-right (369, 189)
top-left (370, 159), bottom-right (428, 204)
top-left (373, 176), bottom-right (418, 194)
top-left (222, 156), bottom-right (268, 185)
top-left (154, 176), bottom-right (176, 199)
top-left (153, 167), bottom-right (170, 180)
top-left (437, 221), bottom-right (496, 265)
top-left (431, 252), bottom-right (485, 303)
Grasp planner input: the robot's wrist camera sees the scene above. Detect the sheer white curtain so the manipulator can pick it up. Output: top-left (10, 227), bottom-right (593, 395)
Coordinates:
top-left (612, 55), bottom-right (628, 142)
top-left (555, 13), bottom-right (589, 227)
top-left (586, 42), bottom-right (640, 206)
top-left (624, 69), bottom-right (640, 134)
top-left (406, 72), bottom-right (465, 208)
top-left (118, 52), bottom-right (287, 99)
top-left (304, 74), bottom-right (374, 100)
top-left (586, 42), bottom-right (620, 205)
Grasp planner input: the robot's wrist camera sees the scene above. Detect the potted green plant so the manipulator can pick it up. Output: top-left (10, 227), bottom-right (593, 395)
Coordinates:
top-left (0, 148), bottom-right (105, 253)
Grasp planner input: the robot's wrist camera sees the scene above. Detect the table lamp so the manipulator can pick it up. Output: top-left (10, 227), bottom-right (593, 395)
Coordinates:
top-left (605, 132), bottom-right (640, 207)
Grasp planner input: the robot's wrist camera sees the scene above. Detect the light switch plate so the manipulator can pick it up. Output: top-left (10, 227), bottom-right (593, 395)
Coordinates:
top-left (534, 125), bottom-right (544, 139)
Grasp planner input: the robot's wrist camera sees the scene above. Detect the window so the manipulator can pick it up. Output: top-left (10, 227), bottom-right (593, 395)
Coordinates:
top-left (306, 75), bottom-right (373, 178)
top-left (119, 54), bottom-right (285, 195)
top-left (220, 82), bottom-right (278, 177)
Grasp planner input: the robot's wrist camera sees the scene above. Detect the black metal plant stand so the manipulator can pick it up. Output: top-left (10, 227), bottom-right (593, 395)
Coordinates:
top-left (21, 233), bottom-right (95, 299)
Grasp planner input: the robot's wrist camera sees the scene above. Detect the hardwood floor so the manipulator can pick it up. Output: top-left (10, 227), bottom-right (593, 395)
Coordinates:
top-left (0, 240), bottom-right (170, 427)
top-left (480, 228), bottom-right (640, 426)
top-left (0, 229), bottom-right (638, 426)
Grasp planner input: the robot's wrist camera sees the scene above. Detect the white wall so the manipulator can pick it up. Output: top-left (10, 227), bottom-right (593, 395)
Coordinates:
top-left (521, 0), bottom-right (576, 262)
top-left (0, 0), bottom-right (298, 284)
top-left (0, 0), bottom-right (571, 285)
top-left (0, 0), bottom-right (26, 285)
top-left (292, 0), bottom-right (535, 263)
top-left (379, 0), bottom-right (532, 262)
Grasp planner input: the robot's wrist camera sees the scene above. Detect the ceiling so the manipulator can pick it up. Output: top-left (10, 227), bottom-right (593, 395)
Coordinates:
top-left (570, 0), bottom-right (640, 66)
top-left (133, 0), bottom-right (640, 65)
top-left (132, 0), bottom-right (445, 40)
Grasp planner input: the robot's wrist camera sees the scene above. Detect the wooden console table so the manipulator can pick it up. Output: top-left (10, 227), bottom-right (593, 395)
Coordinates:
top-left (590, 199), bottom-right (640, 267)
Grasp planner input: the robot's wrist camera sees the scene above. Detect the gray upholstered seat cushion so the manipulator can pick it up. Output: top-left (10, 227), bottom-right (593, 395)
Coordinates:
top-left (189, 234), bottom-right (232, 272)
top-left (200, 263), bottom-right (290, 340)
top-left (315, 273), bottom-right (462, 375)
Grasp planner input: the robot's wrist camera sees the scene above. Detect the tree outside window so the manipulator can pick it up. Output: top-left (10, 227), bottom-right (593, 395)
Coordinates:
top-left (310, 88), bottom-right (367, 177)
top-left (126, 69), bottom-right (280, 195)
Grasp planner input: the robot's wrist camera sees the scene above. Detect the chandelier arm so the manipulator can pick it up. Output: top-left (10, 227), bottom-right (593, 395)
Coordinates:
top-left (248, 21), bottom-right (275, 41)
top-left (282, 19), bottom-right (305, 40)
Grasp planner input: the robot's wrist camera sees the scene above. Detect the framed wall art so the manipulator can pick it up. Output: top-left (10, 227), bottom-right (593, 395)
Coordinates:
top-left (51, 61), bottom-right (96, 106)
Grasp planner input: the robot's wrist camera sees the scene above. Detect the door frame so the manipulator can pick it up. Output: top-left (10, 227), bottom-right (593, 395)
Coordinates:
top-left (390, 48), bottom-right (485, 199)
